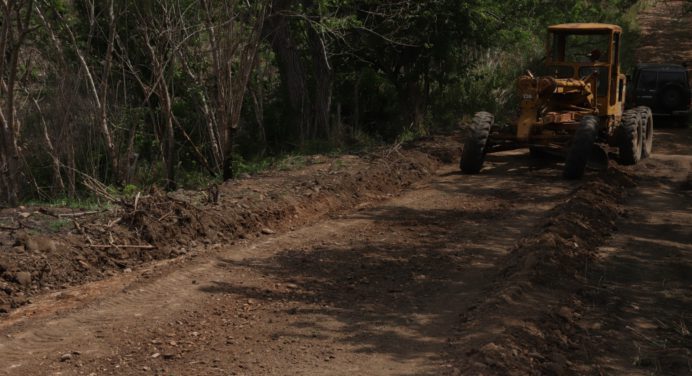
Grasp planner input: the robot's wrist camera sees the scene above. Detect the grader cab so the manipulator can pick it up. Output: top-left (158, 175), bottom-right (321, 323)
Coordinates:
top-left (460, 23), bottom-right (653, 178)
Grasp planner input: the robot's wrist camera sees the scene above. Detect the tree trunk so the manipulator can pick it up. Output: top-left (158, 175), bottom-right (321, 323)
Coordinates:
top-left (307, 22), bottom-right (332, 140)
top-left (157, 75), bottom-right (177, 191)
top-left (397, 78), bottom-right (425, 133)
top-left (67, 142), bottom-right (76, 199)
top-left (353, 74), bottom-right (360, 137)
top-left (124, 122), bottom-right (138, 185)
top-left (34, 99), bottom-right (65, 195)
top-left (0, 150), bottom-right (8, 204)
top-left (140, 15), bottom-right (177, 191)
top-left (0, 123), bottom-right (20, 206)
top-left (0, 3), bottom-right (30, 206)
top-left (178, 53), bottom-right (223, 171)
top-left (265, 2), bottom-right (311, 143)
top-left (98, 0), bottom-right (120, 183)
top-left (222, 127), bottom-right (235, 181)
top-left (249, 81), bottom-right (267, 156)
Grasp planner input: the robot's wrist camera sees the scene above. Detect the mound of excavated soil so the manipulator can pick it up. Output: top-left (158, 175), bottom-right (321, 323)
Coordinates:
top-left (447, 166), bottom-right (636, 375)
top-left (0, 140), bottom-right (457, 314)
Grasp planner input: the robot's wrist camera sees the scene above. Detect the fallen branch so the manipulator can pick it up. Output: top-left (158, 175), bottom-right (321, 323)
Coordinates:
top-left (88, 244), bottom-right (156, 249)
top-left (38, 208), bottom-right (60, 218)
top-left (157, 211), bottom-right (174, 222)
top-left (57, 211), bottom-right (101, 218)
top-left (134, 192), bottom-right (141, 212)
top-left (82, 175), bottom-right (118, 203)
top-left (107, 217), bottom-right (123, 228)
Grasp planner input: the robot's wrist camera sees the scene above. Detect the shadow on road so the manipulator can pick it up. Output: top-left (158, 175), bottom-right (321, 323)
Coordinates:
top-left (196, 156), bottom-right (577, 373)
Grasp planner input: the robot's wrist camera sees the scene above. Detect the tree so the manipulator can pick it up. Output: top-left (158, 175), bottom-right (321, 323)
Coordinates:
top-left (202, 0), bottom-right (270, 180)
top-left (37, 0), bottom-right (121, 184)
top-left (0, 0), bottom-right (36, 206)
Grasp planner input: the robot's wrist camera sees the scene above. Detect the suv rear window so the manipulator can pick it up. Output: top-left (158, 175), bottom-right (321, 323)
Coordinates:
top-left (658, 71), bottom-right (686, 86)
top-left (637, 71), bottom-right (657, 90)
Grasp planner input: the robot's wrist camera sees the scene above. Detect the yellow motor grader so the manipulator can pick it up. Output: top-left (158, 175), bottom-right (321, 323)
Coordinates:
top-left (460, 23), bottom-right (653, 178)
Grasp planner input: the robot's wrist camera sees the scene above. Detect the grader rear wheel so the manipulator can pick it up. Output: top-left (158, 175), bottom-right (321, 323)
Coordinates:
top-left (619, 109), bottom-right (643, 165)
top-left (637, 106), bottom-right (653, 159)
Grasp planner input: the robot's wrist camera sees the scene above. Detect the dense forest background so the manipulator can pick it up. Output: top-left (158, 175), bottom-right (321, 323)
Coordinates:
top-left (0, 0), bottom-right (646, 206)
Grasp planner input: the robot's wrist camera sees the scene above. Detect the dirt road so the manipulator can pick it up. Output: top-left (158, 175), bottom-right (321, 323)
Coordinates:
top-left (0, 151), bottom-right (580, 375)
top-left (1, 124), bottom-right (688, 375)
top-left (637, 0), bottom-right (692, 64)
top-left (573, 148), bottom-right (691, 375)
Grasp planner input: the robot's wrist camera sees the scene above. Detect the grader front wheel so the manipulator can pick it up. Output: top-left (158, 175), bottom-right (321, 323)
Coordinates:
top-left (460, 112), bottom-right (493, 174)
top-left (563, 116), bottom-right (598, 179)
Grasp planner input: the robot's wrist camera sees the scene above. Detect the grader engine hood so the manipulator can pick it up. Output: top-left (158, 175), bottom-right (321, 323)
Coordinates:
top-left (515, 74), bottom-right (597, 141)
top-left (517, 75), bottom-right (595, 110)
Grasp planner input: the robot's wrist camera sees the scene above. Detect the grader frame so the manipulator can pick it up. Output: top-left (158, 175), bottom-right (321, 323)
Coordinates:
top-left (460, 23), bottom-right (653, 178)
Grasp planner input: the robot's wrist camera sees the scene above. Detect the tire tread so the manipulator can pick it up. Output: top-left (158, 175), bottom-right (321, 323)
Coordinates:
top-left (460, 112), bottom-right (493, 174)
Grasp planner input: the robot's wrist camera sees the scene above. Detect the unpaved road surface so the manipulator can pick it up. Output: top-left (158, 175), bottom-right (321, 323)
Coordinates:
top-left (1, 2), bottom-right (691, 376)
top-left (1, 128), bottom-right (690, 375)
top-left (637, 0), bottom-right (692, 64)
top-left (0, 152), bottom-right (578, 375)
top-left (575, 149), bottom-right (691, 374)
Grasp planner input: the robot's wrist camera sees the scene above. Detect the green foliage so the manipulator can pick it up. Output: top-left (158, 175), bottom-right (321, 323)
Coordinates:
top-left (235, 154), bottom-right (307, 175)
top-left (47, 219), bottom-right (71, 233)
top-left (273, 156), bottom-right (309, 172)
top-left (122, 184), bottom-right (139, 196)
top-left (396, 125), bottom-right (427, 144)
top-left (235, 156), bottom-right (274, 176)
top-left (21, 198), bottom-right (109, 211)
top-left (177, 170), bottom-right (220, 190)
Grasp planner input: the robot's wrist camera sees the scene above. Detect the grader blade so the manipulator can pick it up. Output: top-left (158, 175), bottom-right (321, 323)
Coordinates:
top-left (587, 144), bottom-right (609, 170)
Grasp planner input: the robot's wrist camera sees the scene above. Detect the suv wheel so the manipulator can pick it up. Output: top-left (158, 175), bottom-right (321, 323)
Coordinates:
top-left (658, 84), bottom-right (688, 111)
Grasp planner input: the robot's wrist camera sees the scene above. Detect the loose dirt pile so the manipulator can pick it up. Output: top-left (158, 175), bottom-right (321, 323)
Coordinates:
top-left (0, 140), bottom-right (456, 314)
top-left (447, 166), bottom-right (636, 375)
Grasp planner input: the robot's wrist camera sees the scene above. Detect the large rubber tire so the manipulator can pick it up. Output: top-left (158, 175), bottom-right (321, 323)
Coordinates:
top-left (637, 106), bottom-right (653, 159)
top-left (564, 116), bottom-right (598, 179)
top-left (619, 108), bottom-right (643, 165)
top-left (460, 112), bottom-right (493, 174)
top-left (658, 84), bottom-right (688, 112)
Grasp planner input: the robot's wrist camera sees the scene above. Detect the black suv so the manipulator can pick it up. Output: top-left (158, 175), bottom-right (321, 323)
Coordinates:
top-left (628, 64), bottom-right (691, 126)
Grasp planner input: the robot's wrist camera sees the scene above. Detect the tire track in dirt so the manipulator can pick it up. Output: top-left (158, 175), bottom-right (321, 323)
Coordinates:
top-left (569, 142), bottom-right (692, 374)
top-left (446, 167), bottom-right (633, 375)
top-left (0, 151), bottom-right (578, 375)
top-left (444, 131), bottom-right (691, 375)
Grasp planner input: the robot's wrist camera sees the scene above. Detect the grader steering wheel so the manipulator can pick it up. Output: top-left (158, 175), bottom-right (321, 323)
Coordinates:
top-left (573, 49), bottom-right (603, 62)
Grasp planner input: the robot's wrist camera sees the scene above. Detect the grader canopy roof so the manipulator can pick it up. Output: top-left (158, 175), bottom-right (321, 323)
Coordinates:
top-left (548, 23), bottom-right (622, 33)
